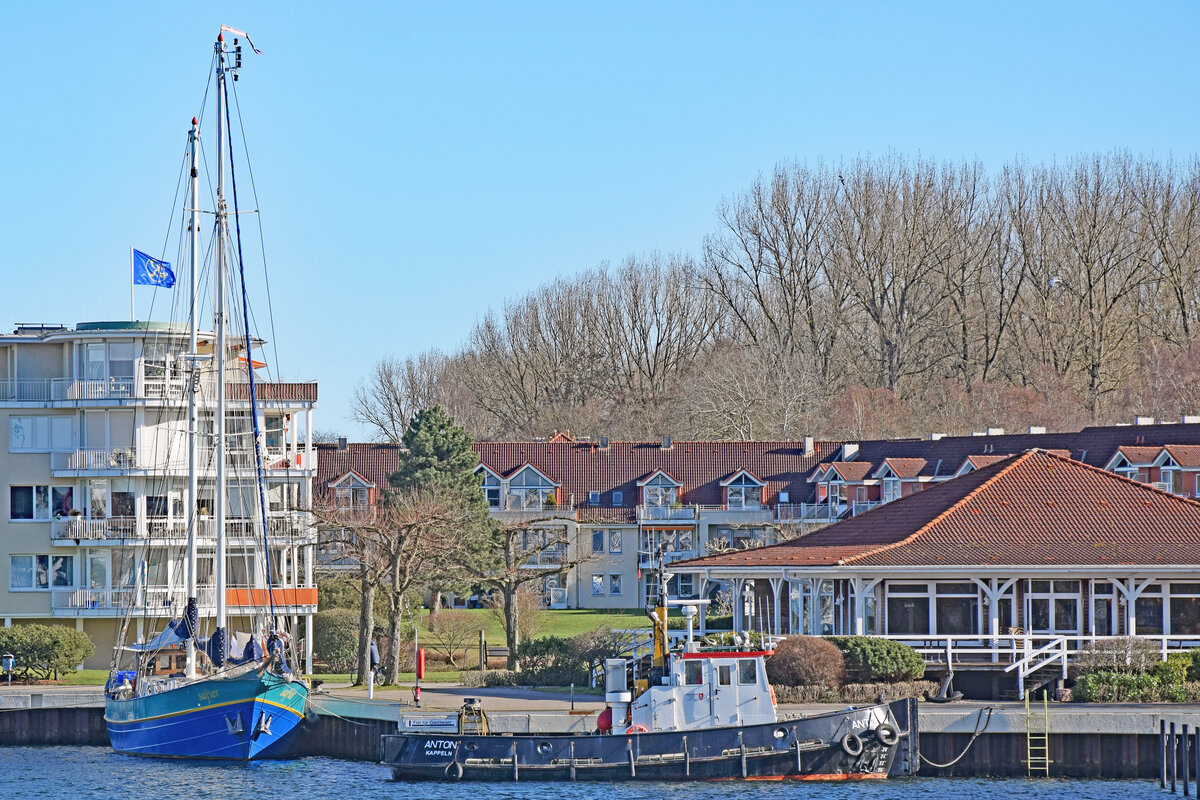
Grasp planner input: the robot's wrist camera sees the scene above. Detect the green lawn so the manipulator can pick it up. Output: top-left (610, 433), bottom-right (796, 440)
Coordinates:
top-left (413, 607), bottom-right (649, 645)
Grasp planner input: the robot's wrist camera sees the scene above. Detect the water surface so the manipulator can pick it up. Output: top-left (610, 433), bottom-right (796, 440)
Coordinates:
top-left (0, 747), bottom-right (1164, 799)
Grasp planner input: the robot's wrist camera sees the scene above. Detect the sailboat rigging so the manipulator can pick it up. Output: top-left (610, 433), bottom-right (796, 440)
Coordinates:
top-left (104, 29), bottom-right (310, 760)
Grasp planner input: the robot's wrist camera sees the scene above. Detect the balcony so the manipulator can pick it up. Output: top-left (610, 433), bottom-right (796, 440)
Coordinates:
top-left (637, 548), bottom-right (697, 568)
top-left (50, 446), bottom-right (316, 476)
top-left (637, 504), bottom-right (699, 522)
top-left (0, 377), bottom-right (317, 405)
top-left (775, 502), bottom-right (846, 522)
top-left (851, 500), bottom-right (881, 516)
top-left (51, 584), bottom-right (317, 616)
top-left (0, 380), bottom-right (53, 402)
top-left (522, 544), bottom-right (567, 569)
top-left (51, 512), bottom-right (316, 545)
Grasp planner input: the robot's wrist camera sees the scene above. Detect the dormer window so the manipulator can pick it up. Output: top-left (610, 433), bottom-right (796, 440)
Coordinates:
top-left (505, 465), bottom-right (558, 511)
top-left (640, 474), bottom-right (679, 507)
top-left (476, 465), bottom-right (502, 508)
top-left (588, 491), bottom-right (600, 506)
top-left (331, 473), bottom-right (372, 511)
top-left (722, 471), bottom-right (764, 510)
top-left (637, 470), bottom-right (682, 508)
top-left (612, 490), bottom-right (623, 506)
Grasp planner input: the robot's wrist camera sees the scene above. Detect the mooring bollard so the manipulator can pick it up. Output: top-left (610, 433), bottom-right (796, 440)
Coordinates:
top-left (1185, 723), bottom-right (1191, 797)
top-left (1173, 722), bottom-right (1179, 794)
top-left (1165, 720), bottom-right (1170, 789)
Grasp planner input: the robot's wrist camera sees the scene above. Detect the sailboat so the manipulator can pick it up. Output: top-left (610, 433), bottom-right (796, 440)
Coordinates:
top-left (104, 28), bottom-right (310, 760)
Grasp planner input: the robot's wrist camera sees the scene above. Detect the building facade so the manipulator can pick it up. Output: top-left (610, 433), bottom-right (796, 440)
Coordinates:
top-left (679, 450), bottom-right (1200, 692)
top-left (0, 322), bottom-right (319, 669)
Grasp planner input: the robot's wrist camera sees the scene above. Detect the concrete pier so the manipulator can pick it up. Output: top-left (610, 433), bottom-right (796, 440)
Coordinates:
top-left (2, 687), bottom-right (1199, 777)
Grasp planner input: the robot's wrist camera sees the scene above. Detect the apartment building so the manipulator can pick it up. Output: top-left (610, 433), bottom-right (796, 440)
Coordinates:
top-left (0, 322), bottom-right (319, 669)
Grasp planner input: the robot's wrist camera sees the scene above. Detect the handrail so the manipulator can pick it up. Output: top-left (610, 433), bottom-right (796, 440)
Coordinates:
top-left (1003, 636), bottom-right (1068, 675)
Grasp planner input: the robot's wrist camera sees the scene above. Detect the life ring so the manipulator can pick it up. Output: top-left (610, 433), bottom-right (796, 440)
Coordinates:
top-left (444, 761), bottom-right (463, 781)
top-left (840, 732), bottom-right (864, 757)
top-left (874, 724), bottom-right (899, 746)
top-left (626, 725), bottom-right (649, 734)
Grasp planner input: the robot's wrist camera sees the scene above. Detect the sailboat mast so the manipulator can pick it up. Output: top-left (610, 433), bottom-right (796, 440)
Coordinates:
top-left (213, 34), bottom-right (229, 664)
top-left (185, 116), bottom-right (201, 679)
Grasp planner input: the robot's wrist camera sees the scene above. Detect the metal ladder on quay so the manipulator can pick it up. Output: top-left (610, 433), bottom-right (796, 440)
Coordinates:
top-left (1025, 689), bottom-right (1051, 776)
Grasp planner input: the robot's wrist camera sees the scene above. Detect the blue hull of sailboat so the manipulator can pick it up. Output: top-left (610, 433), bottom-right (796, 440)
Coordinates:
top-left (106, 670), bottom-right (308, 759)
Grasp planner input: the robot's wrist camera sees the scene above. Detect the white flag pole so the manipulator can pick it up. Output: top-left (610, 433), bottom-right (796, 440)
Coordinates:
top-left (130, 247), bottom-right (135, 322)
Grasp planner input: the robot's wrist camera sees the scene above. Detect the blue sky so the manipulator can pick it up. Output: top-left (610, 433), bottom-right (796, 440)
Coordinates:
top-left (1, 2), bottom-right (1196, 437)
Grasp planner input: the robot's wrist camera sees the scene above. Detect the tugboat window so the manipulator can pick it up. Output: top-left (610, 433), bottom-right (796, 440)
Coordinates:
top-left (738, 659), bottom-right (757, 685)
top-left (717, 664), bottom-right (732, 685)
top-left (685, 661), bottom-right (703, 685)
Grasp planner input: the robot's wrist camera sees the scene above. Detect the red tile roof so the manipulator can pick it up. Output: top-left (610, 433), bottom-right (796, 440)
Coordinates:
top-left (881, 457), bottom-right (927, 478)
top-left (1116, 445), bottom-right (1164, 465)
top-left (314, 442), bottom-right (404, 501)
top-left (1166, 445), bottom-right (1200, 468)
top-left (964, 454), bottom-right (1012, 470)
top-left (829, 462), bottom-right (873, 481)
top-left (474, 440), bottom-right (837, 514)
top-left (680, 450), bottom-right (1200, 569)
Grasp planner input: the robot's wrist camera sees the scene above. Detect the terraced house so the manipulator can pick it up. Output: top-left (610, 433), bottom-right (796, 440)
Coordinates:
top-left (0, 322), bottom-right (319, 669)
top-left (469, 421), bottom-right (1200, 613)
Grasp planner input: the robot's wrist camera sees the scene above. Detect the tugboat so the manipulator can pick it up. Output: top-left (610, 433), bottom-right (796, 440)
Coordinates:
top-left (381, 557), bottom-right (914, 781)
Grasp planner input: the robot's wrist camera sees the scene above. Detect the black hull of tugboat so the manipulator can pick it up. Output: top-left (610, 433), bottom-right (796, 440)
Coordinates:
top-left (381, 702), bottom-right (911, 783)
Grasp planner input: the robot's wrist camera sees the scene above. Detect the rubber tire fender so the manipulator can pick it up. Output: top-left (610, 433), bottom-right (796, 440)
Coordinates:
top-left (840, 732), bottom-right (864, 757)
top-left (444, 761), bottom-right (464, 781)
top-left (875, 723), bottom-right (899, 746)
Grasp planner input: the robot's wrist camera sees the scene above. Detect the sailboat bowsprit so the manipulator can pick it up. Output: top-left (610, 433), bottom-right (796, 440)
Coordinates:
top-left (104, 28), bottom-right (309, 760)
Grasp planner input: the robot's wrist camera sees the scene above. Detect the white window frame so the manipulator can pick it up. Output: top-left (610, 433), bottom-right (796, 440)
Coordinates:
top-left (608, 529), bottom-right (622, 553)
top-left (10, 553), bottom-right (75, 590)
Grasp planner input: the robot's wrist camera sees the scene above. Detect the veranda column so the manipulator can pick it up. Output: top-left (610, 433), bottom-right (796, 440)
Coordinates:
top-left (731, 578), bottom-right (744, 632)
top-left (768, 577), bottom-right (784, 637)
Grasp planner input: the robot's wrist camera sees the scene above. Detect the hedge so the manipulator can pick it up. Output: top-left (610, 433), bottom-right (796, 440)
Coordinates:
top-left (825, 636), bottom-right (926, 682)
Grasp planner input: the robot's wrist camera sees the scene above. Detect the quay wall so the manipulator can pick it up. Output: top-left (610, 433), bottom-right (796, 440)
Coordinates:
top-left (3, 701), bottom-right (1199, 778)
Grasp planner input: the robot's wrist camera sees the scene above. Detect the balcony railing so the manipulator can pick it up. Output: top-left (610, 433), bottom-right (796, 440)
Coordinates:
top-left (50, 446), bottom-right (315, 474)
top-left (637, 548), bottom-right (696, 567)
top-left (51, 513), bottom-right (315, 543)
top-left (851, 500), bottom-right (881, 516)
top-left (637, 504), bottom-right (699, 522)
top-left (775, 502), bottom-right (846, 521)
top-left (51, 584), bottom-right (316, 613)
top-left (0, 380), bottom-right (53, 401)
top-left (51, 448), bottom-right (137, 471)
top-left (0, 376), bottom-right (316, 404)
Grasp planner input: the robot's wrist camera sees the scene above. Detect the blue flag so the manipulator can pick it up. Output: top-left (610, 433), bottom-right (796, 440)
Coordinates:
top-left (132, 249), bottom-right (176, 288)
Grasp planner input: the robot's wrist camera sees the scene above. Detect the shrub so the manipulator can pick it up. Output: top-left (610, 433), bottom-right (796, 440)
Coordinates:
top-left (312, 609), bottom-right (359, 672)
top-left (826, 636), bottom-right (925, 683)
top-left (1074, 671), bottom-right (1164, 702)
top-left (1073, 636), bottom-right (1160, 676)
top-left (0, 624), bottom-right (95, 681)
top-left (766, 636), bottom-right (844, 687)
top-left (772, 680), bottom-right (936, 704)
top-left (1187, 649), bottom-right (1200, 681)
top-left (514, 636), bottom-right (587, 686)
top-left (1151, 653), bottom-right (1191, 686)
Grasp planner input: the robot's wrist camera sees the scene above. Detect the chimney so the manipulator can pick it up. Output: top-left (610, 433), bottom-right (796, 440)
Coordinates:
top-left (1027, 426), bottom-right (1047, 434)
top-left (1134, 416), bottom-right (1155, 426)
top-left (337, 437), bottom-right (347, 451)
top-left (661, 435), bottom-right (673, 450)
top-left (802, 436), bottom-right (814, 457)
top-left (842, 443), bottom-right (859, 460)
top-left (928, 433), bottom-right (944, 441)
top-left (986, 427), bottom-right (1005, 436)
top-left (1183, 416), bottom-right (1200, 425)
